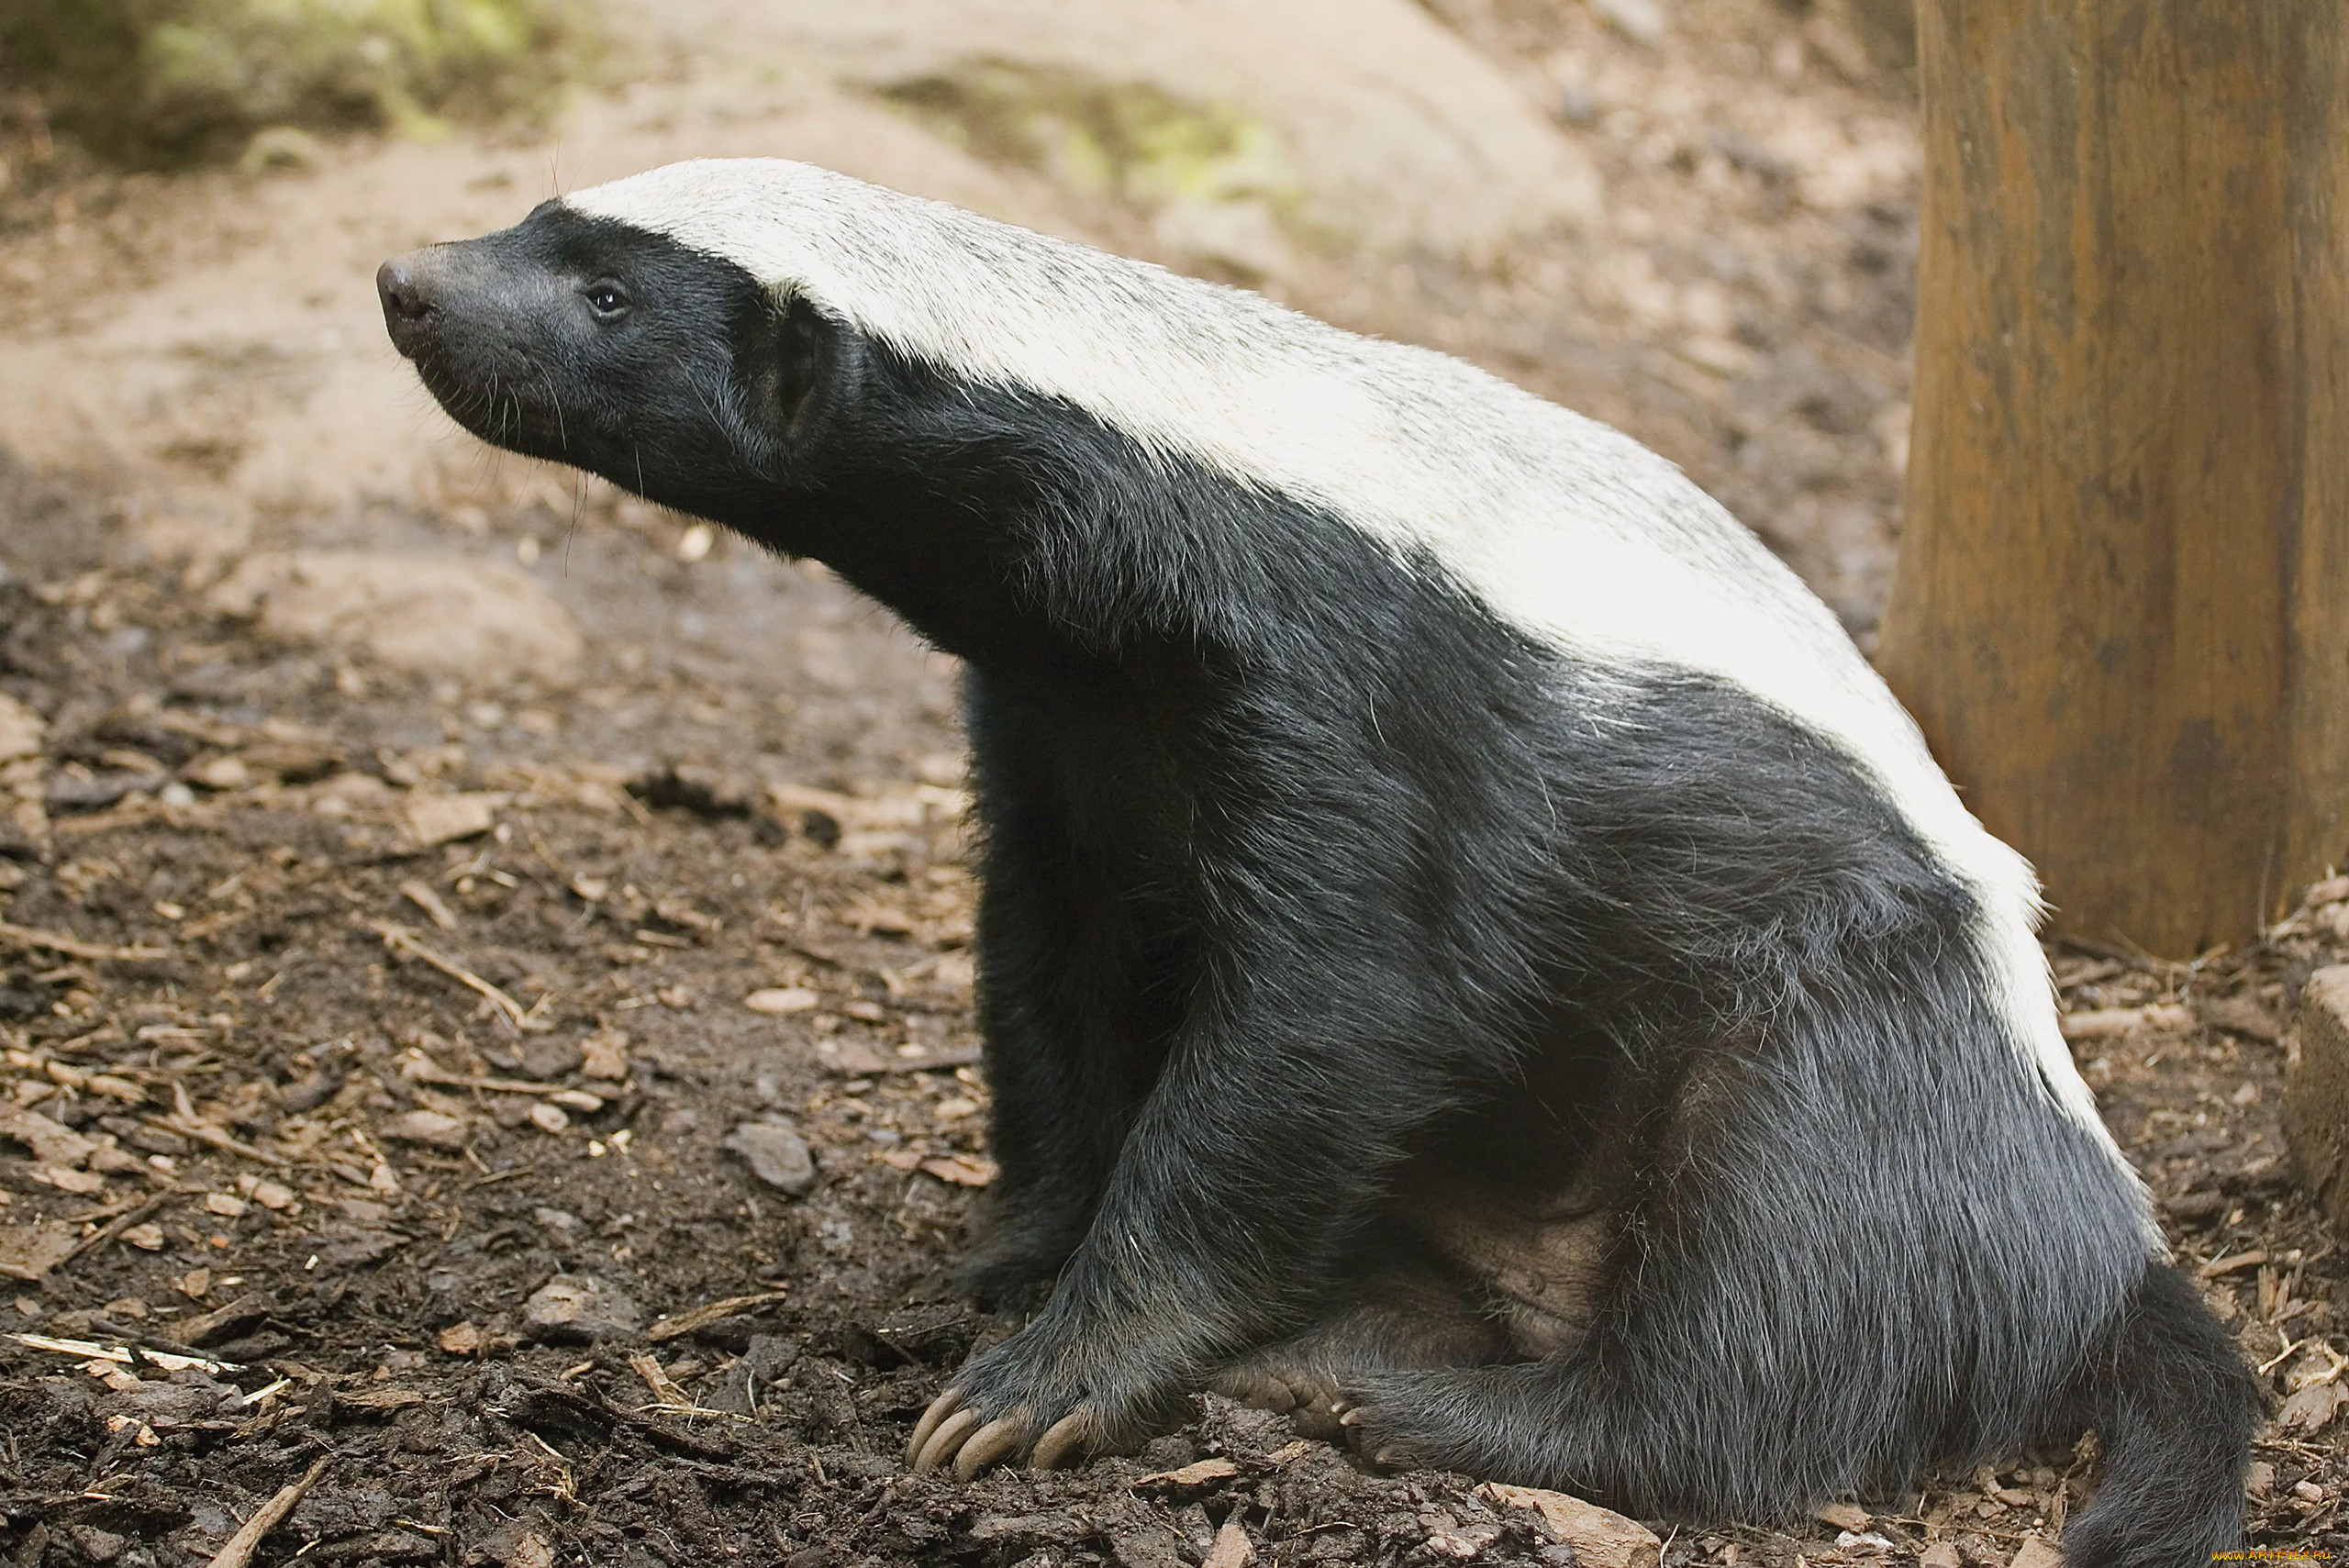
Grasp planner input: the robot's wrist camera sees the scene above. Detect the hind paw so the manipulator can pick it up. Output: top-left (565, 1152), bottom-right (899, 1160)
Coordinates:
top-left (1209, 1364), bottom-right (1352, 1440)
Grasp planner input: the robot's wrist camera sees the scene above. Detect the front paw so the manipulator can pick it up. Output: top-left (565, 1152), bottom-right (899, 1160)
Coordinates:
top-left (904, 1321), bottom-right (1180, 1480)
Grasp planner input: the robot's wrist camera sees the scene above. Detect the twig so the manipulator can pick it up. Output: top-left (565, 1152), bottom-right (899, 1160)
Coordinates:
top-left (0, 919), bottom-right (169, 963)
top-left (400, 1051), bottom-right (595, 1101)
top-left (206, 1454), bottom-right (330, 1568)
top-left (646, 1291), bottom-right (788, 1343)
top-left (629, 1351), bottom-right (695, 1409)
top-left (6, 1332), bottom-right (243, 1375)
top-left (145, 1115), bottom-right (288, 1169)
top-left (57, 1189), bottom-right (175, 1269)
top-left (370, 920), bottom-right (536, 1030)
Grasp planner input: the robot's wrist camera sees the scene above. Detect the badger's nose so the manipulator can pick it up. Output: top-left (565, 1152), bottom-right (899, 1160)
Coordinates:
top-left (377, 253), bottom-right (438, 353)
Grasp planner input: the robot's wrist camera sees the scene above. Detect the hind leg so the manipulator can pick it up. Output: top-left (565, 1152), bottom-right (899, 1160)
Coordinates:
top-left (1209, 1232), bottom-right (1511, 1451)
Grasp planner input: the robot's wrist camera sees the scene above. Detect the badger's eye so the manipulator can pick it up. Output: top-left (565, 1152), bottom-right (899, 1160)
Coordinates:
top-left (583, 280), bottom-right (631, 320)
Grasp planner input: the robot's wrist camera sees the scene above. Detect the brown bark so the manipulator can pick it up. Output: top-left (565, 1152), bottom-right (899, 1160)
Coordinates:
top-left (1881, 1), bottom-right (2349, 955)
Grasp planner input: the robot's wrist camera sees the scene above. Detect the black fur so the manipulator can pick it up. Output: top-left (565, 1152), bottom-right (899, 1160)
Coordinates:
top-left (380, 201), bottom-right (2261, 1561)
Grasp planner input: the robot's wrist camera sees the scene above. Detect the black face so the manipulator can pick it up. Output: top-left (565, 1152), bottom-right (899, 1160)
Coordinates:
top-left (377, 203), bottom-right (841, 530)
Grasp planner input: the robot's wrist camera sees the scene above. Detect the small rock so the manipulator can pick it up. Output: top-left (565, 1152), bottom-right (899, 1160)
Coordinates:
top-left (184, 755), bottom-right (251, 791)
top-left (2294, 1478), bottom-right (2326, 1504)
top-left (580, 1029), bottom-right (629, 1081)
top-left (250, 1179), bottom-right (295, 1210)
top-left (1587, 0), bottom-right (1667, 45)
top-left (382, 1109), bottom-right (468, 1150)
top-left (523, 1273), bottom-right (644, 1344)
top-left (1919, 1545), bottom-right (1963, 1568)
top-left (528, 1102), bottom-right (570, 1135)
top-left (725, 1122), bottom-right (816, 1195)
top-left (122, 1223), bottom-right (165, 1251)
top-left (2245, 1460), bottom-right (2277, 1497)
top-left (438, 1320), bottom-right (483, 1355)
top-left (533, 1207), bottom-right (582, 1234)
top-left (66, 1526), bottom-right (126, 1564)
top-left (204, 1192), bottom-right (248, 1218)
top-left (403, 792), bottom-right (503, 847)
top-left (1813, 1502), bottom-right (1869, 1530)
top-left (45, 770), bottom-right (166, 811)
top-left (515, 1036), bottom-right (584, 1081)
top-left (1553, 83), bottom-right (1602, 128)
top-left (2009, 1536), bottom-right (2065, 1568)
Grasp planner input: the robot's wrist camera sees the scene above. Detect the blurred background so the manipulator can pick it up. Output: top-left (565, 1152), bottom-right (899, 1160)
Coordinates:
top-left (0, 0), bottom-right (1924, 639)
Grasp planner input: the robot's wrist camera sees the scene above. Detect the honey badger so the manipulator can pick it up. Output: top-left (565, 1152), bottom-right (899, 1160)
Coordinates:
top-left (378, 158), bottom-right (2258, 1562)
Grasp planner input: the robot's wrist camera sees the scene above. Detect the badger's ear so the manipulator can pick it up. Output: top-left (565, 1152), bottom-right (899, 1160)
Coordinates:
top-left (766, 292), bottom-right (831, 438)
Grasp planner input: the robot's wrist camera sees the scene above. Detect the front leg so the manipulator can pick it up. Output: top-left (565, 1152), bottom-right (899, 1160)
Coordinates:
top-left (910, 892), bottom-right (1480, 1476)
top-left (956, 676), bottom-right (1163, 1306)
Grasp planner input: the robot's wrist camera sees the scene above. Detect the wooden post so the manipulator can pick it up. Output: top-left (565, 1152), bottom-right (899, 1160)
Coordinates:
top-left (1880, 2), bottom-right (2349, 956)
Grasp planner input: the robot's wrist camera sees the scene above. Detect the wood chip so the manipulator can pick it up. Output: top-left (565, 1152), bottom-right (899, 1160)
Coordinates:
top-left (628, 1351), bottom-right (694, 1409)
top-left (438, 1321), bottom-right (484, 1355)
top-left (918, 1154), bottom-right (996, 1187)
top-left (2058, 1003), bottom-right (2194, 1040)
top-left (2278, 1381), bottom-right (2348, 1433)
top-left (382, 1109), bottom-right (468, 1151)
top-left (340, 1387), bottom-right (427, 1411)
top-left (1202, 1517), bottom-right (1254, 1568)
top-left (206, 1454), bottom-right (331, 1568)
top-left (646, 1291), bottom-right (788, 1343)
top-left (743, 986), bottom-right (819, 1015)
top-left (0, 1221), bottom-right (81, 1282)
top-left (398, 877), bottom-right (459, 930)
top-left (1135, 1457), bottom-right (1241, 1488)
top-left (0, 1106), bottom-right (100, 1167)
top-left (2199, 1249), bottom-right (2268, 1279)
top-left (1812, 1502), bottom-right (1870, 1530)
top-left (1475, 1483), bottom-right (1661, 1568)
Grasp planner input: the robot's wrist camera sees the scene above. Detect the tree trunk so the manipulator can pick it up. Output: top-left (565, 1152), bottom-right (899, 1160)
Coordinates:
top-left (1880, 1), bottom-right (2349, 956)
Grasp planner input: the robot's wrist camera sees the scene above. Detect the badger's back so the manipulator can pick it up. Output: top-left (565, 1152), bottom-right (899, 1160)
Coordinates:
top-left (568, 158), bottom-right (2147, 1191)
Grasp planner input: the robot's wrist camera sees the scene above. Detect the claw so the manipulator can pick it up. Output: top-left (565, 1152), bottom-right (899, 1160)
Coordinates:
top-left (913, 1407), bottom-right (982, 1474)
top-left (906, 1386), bottom-right (965, 1466)
top-left (954, 1415), bottom-right (1031, 1481)
top-left (1030, 1407), bottom-right (1098, 1472)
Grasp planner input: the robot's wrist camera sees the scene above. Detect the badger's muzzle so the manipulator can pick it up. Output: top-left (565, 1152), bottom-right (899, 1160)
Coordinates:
top-left (376, 250), bottom-right (442, 360)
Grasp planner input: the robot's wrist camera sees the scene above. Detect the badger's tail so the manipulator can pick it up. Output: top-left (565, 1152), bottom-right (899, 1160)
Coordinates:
top-left (2060, 1260), bottom-right (2262, 1568)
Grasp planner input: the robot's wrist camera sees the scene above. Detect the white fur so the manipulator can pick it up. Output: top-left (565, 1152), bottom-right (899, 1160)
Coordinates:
top-left (565, 160), bottom-right (2149, 1214)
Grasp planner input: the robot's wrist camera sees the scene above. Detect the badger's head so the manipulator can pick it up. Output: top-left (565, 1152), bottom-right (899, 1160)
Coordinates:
top-left (375, 158), bottom-right (1353, 655)
top-left (377, 163), bottom-right (878, 535)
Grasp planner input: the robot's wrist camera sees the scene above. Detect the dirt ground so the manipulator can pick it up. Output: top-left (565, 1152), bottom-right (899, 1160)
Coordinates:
top-left (1, 2), bottom-right (2344, 1563)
